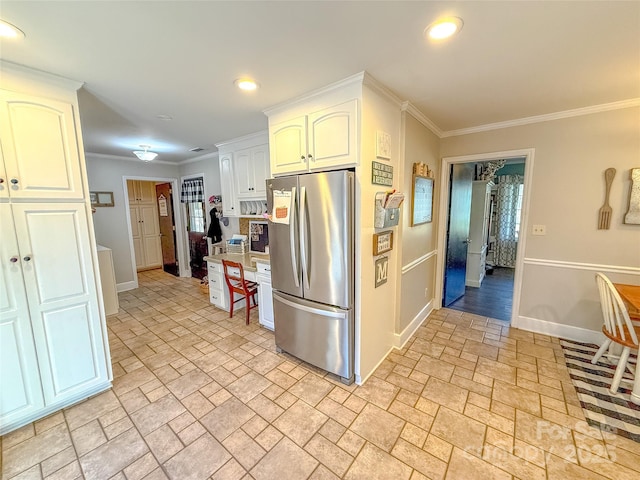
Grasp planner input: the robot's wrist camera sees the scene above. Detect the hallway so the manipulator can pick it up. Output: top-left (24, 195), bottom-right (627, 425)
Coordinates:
top-left (448, 267), bottom-right (514, 321)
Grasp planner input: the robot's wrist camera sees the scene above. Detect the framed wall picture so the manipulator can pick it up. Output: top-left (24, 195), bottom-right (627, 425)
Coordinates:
top-left (411, 174), bottom-right (434, 226)
top-left (375, 256), bottom-right (388, 288)
top-left (373, 230), bottom-right (393, 256)
top-left (90, 191), bottom-right (115, 207)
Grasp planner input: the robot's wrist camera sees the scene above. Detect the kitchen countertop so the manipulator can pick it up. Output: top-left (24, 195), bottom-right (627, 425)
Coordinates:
top-left (204, 253), bottom-right (270, 272)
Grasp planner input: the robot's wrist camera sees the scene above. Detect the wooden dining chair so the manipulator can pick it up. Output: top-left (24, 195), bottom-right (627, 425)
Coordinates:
top-left (591, 272), bottom-right (639, 394)
top-left (222, 259), bottom-right (258, 325)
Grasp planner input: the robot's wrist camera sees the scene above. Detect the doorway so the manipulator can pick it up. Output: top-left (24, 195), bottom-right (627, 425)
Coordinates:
top-left (123, 175), bottom-right (188, 289)
top-left (436, 149), bottom-right (534, 324)
top-left (180, 174), bottom-right (208, 280)
top-left (156, 182), bottom-right (179, 276)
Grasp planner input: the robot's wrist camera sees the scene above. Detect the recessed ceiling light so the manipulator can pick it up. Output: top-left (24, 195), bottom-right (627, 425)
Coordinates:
top-left (0, 19), bottom-right (25, 39)
top-left (425, 17), bottom-right (463, 40)
top-left (235, 78), bottom-right (259, 91)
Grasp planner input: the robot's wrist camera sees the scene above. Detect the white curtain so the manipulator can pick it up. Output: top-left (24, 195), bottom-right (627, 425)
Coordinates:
top-left (494, 174), bottom-right (523, 267)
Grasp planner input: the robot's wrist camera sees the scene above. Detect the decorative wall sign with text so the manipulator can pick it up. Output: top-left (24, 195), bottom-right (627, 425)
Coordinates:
top-left (373, 230), bottom-right (393, 256)
top-left (411, 174), bottom-right (434, 226)
top-left (375, 256), bottom-right (389, 288)
top-left (372, 161), bottom-right (393, 186)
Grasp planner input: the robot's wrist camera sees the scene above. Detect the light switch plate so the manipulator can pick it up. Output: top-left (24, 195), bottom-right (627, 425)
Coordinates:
top-left (532, 225), bottom-right (546, 235)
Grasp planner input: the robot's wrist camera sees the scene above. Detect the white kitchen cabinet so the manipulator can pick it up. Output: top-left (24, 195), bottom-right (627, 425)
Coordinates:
top-left (0, 90), bottom-right (84, 200)
top-left (0, 71), bottom-right (111, 435)
top-left (219, 154), bottom-right (239, 217)
top-left (97, 246), bottom-right (119, 316)
top-left (216, 132), bottom-right (270, 217)
top-left (269, 99), bottom-right (358, 176)
top-left (256, 262), bottom-right (273, 330)
top-left (127, 179), bottom-right (156, 204)
top-left (1, 202), bottom-right (110, 433)
top-left (234, 145), bottom-right (269, 198)
top-left (207, 260), bottom-right (256, 312)
top-left (466, 181), bottom-right (493, 287)
top-left (0, 204), bottom-right (45, 429)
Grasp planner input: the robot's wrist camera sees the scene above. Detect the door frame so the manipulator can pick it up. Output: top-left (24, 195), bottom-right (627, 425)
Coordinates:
top-left (434, 148), bottom-right (535, 325)
top-left (180, 173), bottom-right (208, 276)
top-left (122, 176), bottom-right (189, 289)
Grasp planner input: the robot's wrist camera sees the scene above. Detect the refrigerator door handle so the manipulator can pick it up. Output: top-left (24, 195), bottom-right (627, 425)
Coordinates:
top-left (299, 186), bottom-right (310, 290)
top-left (275, 292), bottom-right (346, 318)
top-left (289, 186), bottom-right (300, 287)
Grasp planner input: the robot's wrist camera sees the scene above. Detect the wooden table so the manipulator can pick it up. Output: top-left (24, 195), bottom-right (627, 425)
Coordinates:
top-left (613, 283), bottom-right (640, 405)
top-left (613, 283), bottom-right (640, 319)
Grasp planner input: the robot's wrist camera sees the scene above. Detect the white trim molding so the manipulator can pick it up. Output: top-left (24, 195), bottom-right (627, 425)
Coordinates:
top-left (523, 258), bottom-right (640, 276)
top-left (442, 98), bottom-right (640, 138)
top-left (513, 315), bottom-right (605, 345)
top-left (116, 281), bottom-right (137, 293)
top-left (402, 250), bottom-right (437, 275)
top-left (394, 300), bottom-right (434, 349)
top-left (402, 102), bottom-right (443, 138)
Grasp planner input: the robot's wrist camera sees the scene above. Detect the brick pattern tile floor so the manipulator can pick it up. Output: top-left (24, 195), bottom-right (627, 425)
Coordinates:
top-left (2, 269), bottom-right (639, 479)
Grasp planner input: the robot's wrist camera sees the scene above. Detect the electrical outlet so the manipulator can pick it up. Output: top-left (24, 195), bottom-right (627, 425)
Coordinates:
top-left (532, 224), bottom-right (546, 235)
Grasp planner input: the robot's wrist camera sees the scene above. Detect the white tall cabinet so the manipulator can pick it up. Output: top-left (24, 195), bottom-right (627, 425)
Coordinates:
top-left (127, 180), bottom-right (162, 271)
top-left (0, 63), bottom-right (112, 435)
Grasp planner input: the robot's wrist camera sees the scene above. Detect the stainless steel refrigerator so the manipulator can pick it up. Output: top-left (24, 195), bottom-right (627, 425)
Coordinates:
top-left (266, 170), bottom-right (354, 384)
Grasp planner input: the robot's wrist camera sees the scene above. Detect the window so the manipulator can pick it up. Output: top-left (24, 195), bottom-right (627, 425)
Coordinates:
top-left (514, 183), bottom-right (524, 240)
top-left (187, 202), bottom-right (205, 233)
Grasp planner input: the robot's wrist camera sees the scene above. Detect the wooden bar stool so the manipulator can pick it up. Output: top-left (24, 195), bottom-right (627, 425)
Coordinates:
top-left (222, 259), bottom-right (258, 325)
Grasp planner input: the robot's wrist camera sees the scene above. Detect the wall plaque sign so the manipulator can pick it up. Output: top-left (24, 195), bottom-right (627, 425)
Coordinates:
top-left (372, 161), bottom-right (393, 186)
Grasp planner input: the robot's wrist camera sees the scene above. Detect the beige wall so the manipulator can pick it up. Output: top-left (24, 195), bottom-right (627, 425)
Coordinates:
top-left (356, 85), bottom-right (403, 381)
top-left (397, 112), bottom-right (441, 334)
top-left (440, 107), bottom-right (640, 334)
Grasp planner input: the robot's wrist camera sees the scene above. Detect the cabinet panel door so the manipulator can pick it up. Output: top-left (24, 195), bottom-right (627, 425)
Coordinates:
top-left (269, 117), bottom-right (308, 175)
top-left (252, 146), bottom-right (269, 196)
top-left (257, 280), bottom-right (274, 330)
top-left (138, 181), bottom-right (156, 204)
top-left (0, 91), bottom-right (83, 199)
top-left (308, 99), bottom-right (358, 171)
top-left (0, 204), bottom-right (45, 427)
top-left (12, 203), bottom-right (108, 405)
top-left (0, 146), bottom-right (8, 199)
top-left (234, 149), bottom-right (253, 198)
top-left (126, 180), bottom-right (138, 204)
top-left (219, 154), bottom-right (238, 216)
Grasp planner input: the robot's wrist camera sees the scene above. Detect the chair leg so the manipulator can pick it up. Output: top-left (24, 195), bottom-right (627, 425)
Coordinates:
top-left (228, 290), bottom-right (234, 318)
top-left (609, 347), bottom-right (631, 395)
top-left (245, 296), bottom-right (250, 325)
top-left (591, 339), bottom-right (612, 365)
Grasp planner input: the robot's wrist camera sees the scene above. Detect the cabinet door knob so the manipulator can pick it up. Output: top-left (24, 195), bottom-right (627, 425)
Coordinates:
top-left (23, 255), bottom-right (32, 262)
top-left (307, 154), bottom-right (313, 159)
top-left (0, 178), bottom-right (4, 184)
top-left (9, 256), bottom-right (18, 263)
top-left (10, 178), bottom-right (18, 184)
top-left (300, 155), bottom-right (305, 160)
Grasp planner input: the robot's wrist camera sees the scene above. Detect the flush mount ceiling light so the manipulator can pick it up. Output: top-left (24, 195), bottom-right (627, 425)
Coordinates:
top-left (234, 78), bottom-right (259, 91)
top-left (0, 19), bottom-right (26, 39)
top-left (133, 145), bottom-right (158, 162)
top-left (425, 16), bottom-right (463, 40)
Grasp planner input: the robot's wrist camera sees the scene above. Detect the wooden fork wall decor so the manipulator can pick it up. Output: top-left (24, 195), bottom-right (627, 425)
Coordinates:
top-left (598, 168), bottom-right (616, 230)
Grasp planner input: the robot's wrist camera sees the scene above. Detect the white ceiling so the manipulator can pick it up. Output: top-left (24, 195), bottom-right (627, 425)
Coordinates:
top-left (1, 1), bottom-right (638, 164)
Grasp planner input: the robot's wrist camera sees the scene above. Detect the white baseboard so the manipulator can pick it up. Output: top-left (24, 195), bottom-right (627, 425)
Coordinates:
top-left (513, 315), bottom-right (605, 345)
top-left (356, 301), bottom-right (434, 385)
top-left (116, 280), bottom-right (137, 292)
top-left (394, 300), bottom-right (433, 349)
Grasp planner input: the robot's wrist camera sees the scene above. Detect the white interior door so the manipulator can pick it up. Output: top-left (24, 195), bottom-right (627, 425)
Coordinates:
top-left (11, 203), bottom-right (108, 405)
top-left (0, 204), bottom-right (45, 426)
top-left (129, 206), bottom-right (145, 270)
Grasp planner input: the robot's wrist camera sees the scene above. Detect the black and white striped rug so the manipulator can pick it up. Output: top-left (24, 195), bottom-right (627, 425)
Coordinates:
top-left (560, 339), bottom-right (640, 443)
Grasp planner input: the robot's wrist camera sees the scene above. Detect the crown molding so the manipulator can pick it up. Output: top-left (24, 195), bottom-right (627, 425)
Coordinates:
top-left (85, 151), bottom-right (177, 166)
top-left (180, 151), bottom-right (219, 164)
top-left (363, 72), bottom-right (403, 108)
top-left (401, 101), bottom-right (443, 138)
top-left (441, 98), bottom-right (640, 138)
top-left (0, 60), bottom-right (84, 92)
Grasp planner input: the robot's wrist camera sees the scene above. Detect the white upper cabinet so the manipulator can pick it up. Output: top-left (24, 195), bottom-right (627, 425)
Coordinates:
top-left (234, 145), bottom-right (269, 198)
top-left (0, 91), bottom-right (84, 200)
top-left (269, 99), bottom-right (358, 176)
top-left (217, 132), bottom-right (270, 216)
top-left (219, 153), bottom-right (238, 217)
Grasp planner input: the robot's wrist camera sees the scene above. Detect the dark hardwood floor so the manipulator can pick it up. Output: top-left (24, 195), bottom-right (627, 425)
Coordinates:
top-left (447, 267), bottom-right (514, 321)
